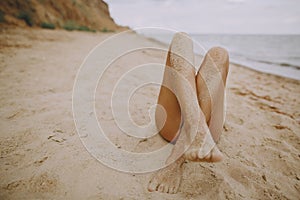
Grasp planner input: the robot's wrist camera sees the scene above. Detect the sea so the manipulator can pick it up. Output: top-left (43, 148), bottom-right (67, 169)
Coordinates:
top-left (139, 32), bottom-right (300, 80)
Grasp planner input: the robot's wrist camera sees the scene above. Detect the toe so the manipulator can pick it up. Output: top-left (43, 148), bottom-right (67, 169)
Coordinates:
top-left (148, 179), bottom-right (158, 192)
top-left (169, 187), bottom-right (175, 194)
top-left (163, 185), bottom-right (169, 193)
top-left (192, 150), bottom-right (198, 160)
top-left (173, 185), bottom-right (179, 194)
top-left (174, 179), bottom-right (181, 193)
top-left (203, 151), bottom-right (212, 161)
top-left (158, 184), bottom-right (165, 192)
top-left (185, 149), bottom-right (198, 161)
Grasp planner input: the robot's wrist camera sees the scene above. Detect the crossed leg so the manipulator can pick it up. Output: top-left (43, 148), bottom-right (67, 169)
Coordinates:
top-left (148, 33), bottom-right (229, 193)
top-left (185, 46), bottom-right (229, 162)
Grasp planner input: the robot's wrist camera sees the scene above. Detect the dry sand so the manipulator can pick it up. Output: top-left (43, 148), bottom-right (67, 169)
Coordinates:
top-left (0, 28), bottom-right (299, 199)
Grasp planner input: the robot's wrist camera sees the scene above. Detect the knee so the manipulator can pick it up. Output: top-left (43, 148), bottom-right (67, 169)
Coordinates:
top-left (207, 47), bottom-right (229, 63)
top-left (207, 46), bottom-right (229, 75)
top-left (171, 32), bottom-right (193, 51)
top-left (169, 32), bottom-right (194, 73)
top-left (173, 32), bottom-right (190, 40)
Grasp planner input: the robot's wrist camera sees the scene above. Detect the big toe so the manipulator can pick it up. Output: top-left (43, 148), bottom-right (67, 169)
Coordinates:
top-left (148, 178), bottom-right (159, 192)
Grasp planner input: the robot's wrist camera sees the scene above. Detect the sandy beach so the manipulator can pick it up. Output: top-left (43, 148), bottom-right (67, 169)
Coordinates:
top-left (0, 28), bottom-right (300, 199)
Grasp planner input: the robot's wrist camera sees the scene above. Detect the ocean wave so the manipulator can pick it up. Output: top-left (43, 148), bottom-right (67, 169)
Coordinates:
top-left (254, 59), bottom-right (300, 70)
top-left (229, 52), bottom-right (300, 70)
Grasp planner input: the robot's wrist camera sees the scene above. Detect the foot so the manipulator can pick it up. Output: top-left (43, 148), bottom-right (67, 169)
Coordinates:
top-left (184, 145), bottom-right (223, 162)
top-left (148, 157), bottom-right (184, 194)
top-left (184, 123), bottom-right (223, 162)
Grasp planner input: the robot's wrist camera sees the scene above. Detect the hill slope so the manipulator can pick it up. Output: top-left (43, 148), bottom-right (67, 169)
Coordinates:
top-left (0, 0), bottom-right (126, 31)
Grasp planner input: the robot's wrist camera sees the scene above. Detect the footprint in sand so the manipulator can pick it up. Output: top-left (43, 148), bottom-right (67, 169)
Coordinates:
top-left (4, 172), bottom-right (59, 194)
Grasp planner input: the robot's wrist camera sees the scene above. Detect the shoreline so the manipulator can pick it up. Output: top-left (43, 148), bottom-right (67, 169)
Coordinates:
top-left (139, 32), bottom-right (300, 81)
top-left (0, 27), bottom-right (299, 199)
top-left (2, 26), bottom-right (299, 81)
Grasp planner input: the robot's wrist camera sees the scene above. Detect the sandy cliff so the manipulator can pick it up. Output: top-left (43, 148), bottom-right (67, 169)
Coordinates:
top-left (0, 0), bottom-right (126, 31)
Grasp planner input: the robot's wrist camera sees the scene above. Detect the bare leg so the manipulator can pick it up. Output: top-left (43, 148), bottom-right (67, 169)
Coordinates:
top-left (149, 32), bottom-right (198, 193)
top-left (184, 47), bottom-right (229, 162)
top-left (155, 52), bottom-right (182, 143)
top-left (197, 47), bottom-right (229, 141)
top-left (149, 32), bottom-right (222, 193)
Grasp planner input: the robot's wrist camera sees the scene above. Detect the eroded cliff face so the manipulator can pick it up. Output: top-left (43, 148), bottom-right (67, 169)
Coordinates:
top-left (0, 0), bottom-right (127, 31)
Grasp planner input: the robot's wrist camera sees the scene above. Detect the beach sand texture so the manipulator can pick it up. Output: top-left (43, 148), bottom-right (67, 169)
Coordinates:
top-left (0, 28), bottom-right (299, 199)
